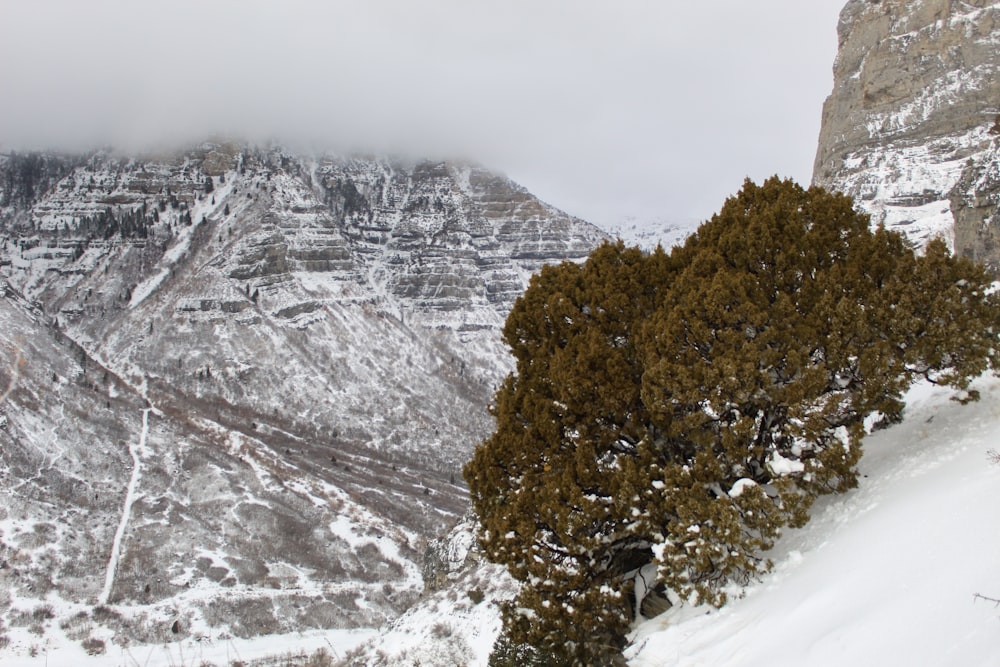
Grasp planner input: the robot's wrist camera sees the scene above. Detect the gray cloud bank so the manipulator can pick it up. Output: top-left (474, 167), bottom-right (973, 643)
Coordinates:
top-left (0, 0), bottom-right (846, 226)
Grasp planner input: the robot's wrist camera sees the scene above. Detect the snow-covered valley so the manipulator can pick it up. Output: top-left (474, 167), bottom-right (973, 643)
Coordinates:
top-left (0, 144), bottom-right (607, 661)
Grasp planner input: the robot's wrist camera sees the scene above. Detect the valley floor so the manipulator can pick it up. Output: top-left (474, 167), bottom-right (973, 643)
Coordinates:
top-left (2, 626), bottom-right (374, 666)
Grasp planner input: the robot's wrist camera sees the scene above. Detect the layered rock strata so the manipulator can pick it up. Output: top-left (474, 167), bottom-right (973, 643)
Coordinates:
top-left (813, 0), bottom-right (1000, 271)
top-left (0, 143), bottom-right (606, 649)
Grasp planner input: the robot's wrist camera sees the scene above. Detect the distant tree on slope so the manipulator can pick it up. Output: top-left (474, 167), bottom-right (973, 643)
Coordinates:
top-left (465, 177), bottom-right (1000, 665)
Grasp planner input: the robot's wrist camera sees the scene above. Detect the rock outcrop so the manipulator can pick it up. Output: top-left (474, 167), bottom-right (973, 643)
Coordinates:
top-left (813, 0), bottom-right (1000, 270)
top-left (951, 138), bottom-right (1000, 274)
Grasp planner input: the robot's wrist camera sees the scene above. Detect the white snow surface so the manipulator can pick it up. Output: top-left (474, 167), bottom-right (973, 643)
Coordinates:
top-left (129, 172), bottom-right (236, 309)
top-left (628, 375), bottom-right (1000, 667)
top-left (1, 626), bottom-right (374, 667)
top-left (604, 216), bottom-right (698, 252)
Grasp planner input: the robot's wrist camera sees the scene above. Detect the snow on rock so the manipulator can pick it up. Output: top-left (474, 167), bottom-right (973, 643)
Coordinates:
top-left (604, 216), bottom-right (698, 252)
top-left (0, 143), bottom-right (605, 660)
top-left (767, 451), bottom-right (806, 476)
top-left (727, 478), bottom-right (757, 498)
top-left (814, 0), bottom-right (1000, 261)
top-left (346, 515), bottom-right (518, 666)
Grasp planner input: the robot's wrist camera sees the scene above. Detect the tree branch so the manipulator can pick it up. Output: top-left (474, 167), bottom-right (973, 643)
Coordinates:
top-left (973, 593), bottom-right (1000, 608)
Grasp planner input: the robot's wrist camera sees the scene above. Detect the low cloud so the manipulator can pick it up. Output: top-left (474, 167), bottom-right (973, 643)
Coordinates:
top-left (0, 0), bottom-right (845, 225)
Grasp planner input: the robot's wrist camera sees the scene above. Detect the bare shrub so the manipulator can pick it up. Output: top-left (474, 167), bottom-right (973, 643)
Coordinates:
top-left (430, 621), bottom-right (453, 639)
top-left (335, 646), bottom-right (370, 667)
top-left (92, 604), bottom-right (123, 623)
top-left (110, 610), bottom-right (168, 646)
top-left (59, 611), bottom-right (93, 641)
top-left (82, 636), bottom-right (106, 655)
top-left (31, 604), bottom-right (55, 621)
top-left (8, 608), bottom-right (31, 626)
top-left (304, 648), bottom-right (334, 667)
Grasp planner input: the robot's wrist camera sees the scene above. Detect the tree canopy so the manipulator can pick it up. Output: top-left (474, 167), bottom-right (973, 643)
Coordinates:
top-left (464, 177), bottom-right (1000, 665)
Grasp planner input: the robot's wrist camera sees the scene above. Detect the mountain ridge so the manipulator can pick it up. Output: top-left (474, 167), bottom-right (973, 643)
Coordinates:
top-left (0, 142), bottom-right (606, 656)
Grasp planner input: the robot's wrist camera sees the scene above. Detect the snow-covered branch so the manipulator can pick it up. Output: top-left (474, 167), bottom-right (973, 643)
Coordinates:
top-left (973, 593), bottom-right (1000, 608)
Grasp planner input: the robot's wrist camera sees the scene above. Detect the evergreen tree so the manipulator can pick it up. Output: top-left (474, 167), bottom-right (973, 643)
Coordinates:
top-left (465, 177), bottom-right (1000, 665)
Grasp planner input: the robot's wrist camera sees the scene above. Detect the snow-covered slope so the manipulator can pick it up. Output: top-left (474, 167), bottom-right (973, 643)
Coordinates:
top-left (340, 516), bottom-right (517, 666)
top-left (4, 321), bottom-right (996, 667)
top-left (309, 375), bottom-right (1000, 666)
top-left (603, 216), bottom-right (698, 252)
top-left (0, 284), bottom-right (429, 658)
top-left (627, 376), bottom-right (1000, 666)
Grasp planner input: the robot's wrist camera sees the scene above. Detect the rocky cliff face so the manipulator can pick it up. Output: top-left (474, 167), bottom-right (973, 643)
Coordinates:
top-left (813, 0), bottom-right (1000, 270)
top-left (0, 143), bottom-right (605, 656)
top-left (951, 135), bottom-right (1000, 274)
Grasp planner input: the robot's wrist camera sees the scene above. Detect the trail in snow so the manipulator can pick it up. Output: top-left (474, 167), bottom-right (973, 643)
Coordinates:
top-left (100, 407), bottom-right (151, 604)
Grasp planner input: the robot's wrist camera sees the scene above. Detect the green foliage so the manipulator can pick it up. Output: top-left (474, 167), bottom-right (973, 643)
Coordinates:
top-left (488, 622), bottom-right (572, 667)
top-left (465, 177), bottom-right (1000, 665)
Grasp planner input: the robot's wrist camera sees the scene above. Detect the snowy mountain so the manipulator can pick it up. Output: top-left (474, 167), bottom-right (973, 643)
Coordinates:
top-left (0, 143), bottom-right (606, 659)
top-left (813, 0), bottom-right (1000, 273)
top-left (4, 154), bottom-right (997, 662)
top-left (343, 3), bottom-right (1000, 661)
top-left (0, 284), bottom-right (422, 655)
top-left (603, 216), bottom-right (698, 252)
top-left (5, 2), bottom-right (1000, 661)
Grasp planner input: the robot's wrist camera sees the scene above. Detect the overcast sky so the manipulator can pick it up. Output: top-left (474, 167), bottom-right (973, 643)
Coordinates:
top-left (0, 0), bottom-right (847, 227)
